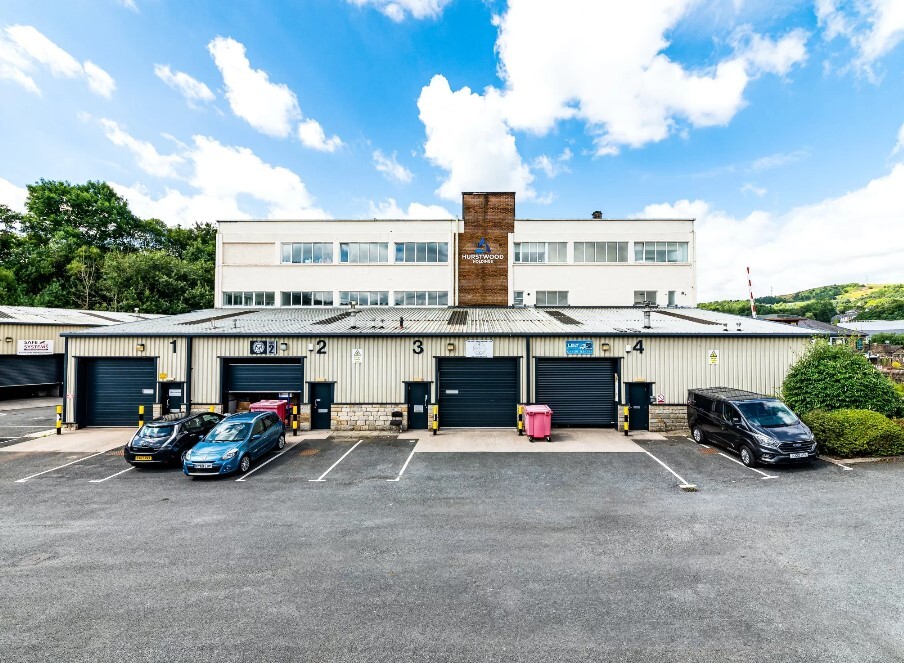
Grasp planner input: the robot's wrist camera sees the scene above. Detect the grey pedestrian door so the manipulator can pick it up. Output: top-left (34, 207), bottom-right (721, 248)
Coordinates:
top-left (310, 382), bottom-right (334, 430)
top-left (82, 358), bottom-right (156, 427)
top-left (437, 358), bottom-right (519, 427)
top-left (535, 359), bottom-right (617, 427)
top-left (406, 382), bottom-right (430, 430)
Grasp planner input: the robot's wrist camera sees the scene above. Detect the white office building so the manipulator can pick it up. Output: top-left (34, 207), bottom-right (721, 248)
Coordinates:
top-left (215, 192), bottom-right (696, 309)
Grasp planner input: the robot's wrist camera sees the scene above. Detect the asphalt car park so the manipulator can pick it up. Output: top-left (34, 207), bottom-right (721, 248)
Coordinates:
top-left (2, 431), bottom-right (902, 662)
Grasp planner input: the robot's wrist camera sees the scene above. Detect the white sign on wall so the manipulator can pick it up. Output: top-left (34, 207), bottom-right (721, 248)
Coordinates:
top-left (352, 348), bottom-right (364, 364)
top-left (17, 340), bottom-right (53, 355)
top-left (465, 340), bottom-right (494, 358)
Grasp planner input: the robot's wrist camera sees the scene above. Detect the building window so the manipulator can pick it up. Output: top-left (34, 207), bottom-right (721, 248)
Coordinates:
top-left (394, 242), bottom-right (449, 263)
top-left (634, 242), bottom-right (689, 263)
top-left (281, 242), bottom-right (333, 264)
top-left (339, 242), bottom-right (389, 263)
top-left (223, 291), bottom-right (275, 307)
top-left (281, 291), bottom-right (333, 307)
top-left (574, 242), bottom-right (628, 263)
top-left (668, 290), bottom-right (676, 306)
top-left (634, 290), bottom-right (658, 306)
top-left (514, 291), bottom-right (524, 306)
top-left (339, 291), bottom-right (389, 306)
top-left (536, 291), bottom-right (569, 306)
top-left (513, 242), bottom-right (567, 263)
top-left (394, 291), bottom-right (449, 306)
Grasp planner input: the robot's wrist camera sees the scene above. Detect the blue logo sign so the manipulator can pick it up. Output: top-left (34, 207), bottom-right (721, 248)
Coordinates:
top-left (475, 238), bottom-right (491, 254)
top-left (566, 340), bottom-right (594, 356)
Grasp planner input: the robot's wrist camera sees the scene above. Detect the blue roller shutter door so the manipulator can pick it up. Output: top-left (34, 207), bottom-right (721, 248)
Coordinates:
top-left (438, 358), bottom-right (519, 428)
top-left (535, 359), bottom-right (617, 426)
top-left (0, 355), bottom-right (63, 387)
top-left (226, 362), bottom-right (303, 393)
top-left (85, 358), bottom-right (156, 426)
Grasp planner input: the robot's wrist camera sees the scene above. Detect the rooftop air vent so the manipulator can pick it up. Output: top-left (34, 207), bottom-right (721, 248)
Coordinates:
top-left (592, 211), bottom-right (603, 219)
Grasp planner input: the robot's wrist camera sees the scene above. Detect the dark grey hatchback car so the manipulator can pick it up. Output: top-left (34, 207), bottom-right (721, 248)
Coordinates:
top-left (687, 387), bottom-right (818, 467)
top-left (125, 411), bottom-right (225, 467)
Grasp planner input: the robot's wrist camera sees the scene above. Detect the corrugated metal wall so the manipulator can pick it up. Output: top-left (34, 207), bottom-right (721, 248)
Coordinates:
top-left (0, 324), bottom-right (93, 355)
top-left (66, 333), bottom-right (811, 419)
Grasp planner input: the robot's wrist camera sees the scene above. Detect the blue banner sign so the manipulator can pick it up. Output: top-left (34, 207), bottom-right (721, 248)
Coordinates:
top-left (565, 340), bottom-right (594, 355)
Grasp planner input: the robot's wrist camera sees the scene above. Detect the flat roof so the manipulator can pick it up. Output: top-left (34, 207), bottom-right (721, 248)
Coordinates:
top-left (0, 306), bottom-right (161, 326)
top-left (64, 306), bottom-right (817, 338)
top-left (216, 217), bottom-right (694, 223)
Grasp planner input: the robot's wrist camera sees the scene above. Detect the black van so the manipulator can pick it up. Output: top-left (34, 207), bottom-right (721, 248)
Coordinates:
top-left (687, 388), bottom-right (817, 467)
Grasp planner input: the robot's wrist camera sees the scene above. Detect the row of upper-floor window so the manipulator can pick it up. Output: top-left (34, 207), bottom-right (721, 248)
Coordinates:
top-left (222, 290), bottom-right (450, 307)
top-left (275, 240), bottom-right (689, 264)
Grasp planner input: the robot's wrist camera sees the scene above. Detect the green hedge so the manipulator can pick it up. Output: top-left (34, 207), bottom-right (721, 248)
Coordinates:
top-left (802, 409), bottom-right (904, 458)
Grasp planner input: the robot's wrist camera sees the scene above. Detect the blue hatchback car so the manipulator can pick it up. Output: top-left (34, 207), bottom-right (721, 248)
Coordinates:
top-left (182, 411), bottom-right (286, 477)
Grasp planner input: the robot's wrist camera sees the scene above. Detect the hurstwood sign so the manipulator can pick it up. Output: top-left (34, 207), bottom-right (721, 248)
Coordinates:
top-left (457, 192), bottom-right (514, 306)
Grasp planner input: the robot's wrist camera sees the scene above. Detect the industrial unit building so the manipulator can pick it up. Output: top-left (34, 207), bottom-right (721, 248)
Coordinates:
top-left (216, 192), bottom-right (697, 309)
top-left (0, 306), bottom-right (154, 398)
top-left (62, 306), bottom-right (817, 431)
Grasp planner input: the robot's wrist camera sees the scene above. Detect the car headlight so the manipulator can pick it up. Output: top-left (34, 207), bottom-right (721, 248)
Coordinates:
top-left (221, 448), bottom-right (239, 460)
top-left (753, 433), bottom-right (782, 449)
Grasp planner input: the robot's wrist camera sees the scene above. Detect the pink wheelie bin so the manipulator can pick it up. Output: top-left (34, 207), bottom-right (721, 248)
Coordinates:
top-left (524, 404), bottom-right (553, 442)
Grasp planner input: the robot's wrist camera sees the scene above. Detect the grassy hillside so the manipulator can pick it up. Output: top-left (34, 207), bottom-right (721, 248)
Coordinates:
top-left (700, 283), bottom-right (904, 322)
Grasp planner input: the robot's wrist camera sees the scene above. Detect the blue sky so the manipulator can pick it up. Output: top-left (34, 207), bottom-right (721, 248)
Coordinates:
top-left (1, 0), bottom-right (904, 300)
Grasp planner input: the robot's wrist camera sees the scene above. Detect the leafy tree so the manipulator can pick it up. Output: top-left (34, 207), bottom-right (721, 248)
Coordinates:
top-left (870, 333), bottom-right (904, 346)
top-left (782, 341), bottom-right (903, 417)
top-left (100, 250), bottom-right (213, 314)
top-left (66, 246), bottom-right (103, 309)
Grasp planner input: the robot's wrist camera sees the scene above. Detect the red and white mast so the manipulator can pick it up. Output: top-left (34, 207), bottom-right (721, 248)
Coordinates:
top-left (747, 266), bottom-right (757, 319)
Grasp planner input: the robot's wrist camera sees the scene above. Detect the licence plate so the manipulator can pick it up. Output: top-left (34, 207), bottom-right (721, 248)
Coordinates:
top-left (134, 455), bottom-right (153, 461)
top-left (194, 463), bottom-right (213, 469)
top-left (789, 452), bottom-right (808, 459)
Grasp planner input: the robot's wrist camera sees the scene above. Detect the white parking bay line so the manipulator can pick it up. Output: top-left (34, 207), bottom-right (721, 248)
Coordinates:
top-left (15, 450), bottom-right (109, 483)
top-left (236, 442), bottom-right (300, 482)
top-left (387, 447), bottom-right (416, 482)
top-left (309, 439), bottom-right (362, 482)
top-left (642, 449), bottom-right (697, 491)
top-left (89, 466), bottom-right (135, 483)
top-left (716, 452), bottom-right (778, 479)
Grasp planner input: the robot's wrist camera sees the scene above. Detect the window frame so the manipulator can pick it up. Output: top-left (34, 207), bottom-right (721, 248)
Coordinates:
top-left (280, 242), bottom-right (333, 264)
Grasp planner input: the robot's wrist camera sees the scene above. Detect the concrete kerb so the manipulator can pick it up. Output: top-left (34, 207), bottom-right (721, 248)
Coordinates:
top-left (0, 427), bottom-right (135, 453)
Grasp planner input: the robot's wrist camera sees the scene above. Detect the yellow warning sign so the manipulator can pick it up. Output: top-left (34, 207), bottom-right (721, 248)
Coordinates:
top-left (709, 350), bottom-right (719, 365)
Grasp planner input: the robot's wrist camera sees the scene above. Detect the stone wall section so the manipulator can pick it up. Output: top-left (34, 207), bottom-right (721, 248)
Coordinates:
top-left (649, 405), bottom-right (689, 433)
top-left (330, 404), bottom-right (408, 431)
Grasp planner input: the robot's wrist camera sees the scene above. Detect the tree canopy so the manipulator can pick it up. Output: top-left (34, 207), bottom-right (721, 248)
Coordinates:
top-left (0, 180), bottom-right (214, 314)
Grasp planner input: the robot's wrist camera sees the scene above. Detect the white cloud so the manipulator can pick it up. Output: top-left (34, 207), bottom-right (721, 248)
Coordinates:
top-left (817, 0), bottom-right (904, 76)
top-left (0, 25), bottom-right (115, 97)
top-left (97, 122), bottom-right (327, 224)
top-left (208, 36), bottom-right (344, 151)
top-left (749, 149), bottom-right (809, 172)
top-left (97, 118), bottom-right (184, 178)
top-left (417, 75), bottom-right (535, 201)
top-left (117, 0), bottom-right (139, 11)
top-left (639, 164), bottom-right (904, 301)
top-left (0, 177), bottom-right (27, 212)
top-left (367, 198), bottom-right (453, 219)
top-left (493, 2), bottom-right (807, 155)
top-left (154, 64), bottom-right (215, 106)
top-left (741, 182), bottom-right (767, 197)
top-left (372, 149), bottom-right (413, 183)
top-left (533, 148), bottom-right (572, 179)
top-left (894, 122), bottom-right (904, 156)
top-left (208, 36), bottom-right (300, 137)
top-left (347, 0), bottom-right (453, 22)
top-left (297, 119), bottom-right (344, 153)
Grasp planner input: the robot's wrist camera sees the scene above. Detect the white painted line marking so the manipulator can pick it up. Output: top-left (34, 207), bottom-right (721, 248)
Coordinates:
top-left (821, 456), bottom-right (853, 471)
top-left (15, 450), bottom-right (109, 483)
top-left (236, 442), bottom-right (299, 481)
top-left (387, 447), bottom-right (416, 482)
top-left (642, 449), bottom-right (695, 490)
top-left (89, 466), bottom-right (135, 483)
top-left (309, 440), bottom-right (362, 482)
top-left (716, 452), bottom-right (778, 479)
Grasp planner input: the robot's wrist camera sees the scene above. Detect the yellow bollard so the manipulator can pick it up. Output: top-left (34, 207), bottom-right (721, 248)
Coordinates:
top-left (209, 405), bottom-right (215, 413)
top-left (56, 404), bottom-right (62, 435)
top-left (623, 405), bottom-right (629, 436)
top-left (432, 404), bottom-right (438, 435)
top-left (138, 404), bottom-right (145, 429)
top-left (517, 404), bottom-right (524, 435)
top-left (292, 405), bottom-right (298, 436)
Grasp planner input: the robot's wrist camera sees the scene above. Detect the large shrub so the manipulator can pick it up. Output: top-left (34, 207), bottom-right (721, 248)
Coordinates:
top-left (802, 410), bottom-right (904, 457)
top-left (782, 341), bottom-right (903, 416)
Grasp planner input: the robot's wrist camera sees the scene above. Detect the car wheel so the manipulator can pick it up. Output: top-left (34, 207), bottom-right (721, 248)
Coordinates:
top-left (238, 454), bottom-right (251, 474)
top-left (275, 433), bottom-right (286, 451)
top-left (692, 427), bottom-right (705, 443)
top-left (740, 445), bottom-right (757, 467)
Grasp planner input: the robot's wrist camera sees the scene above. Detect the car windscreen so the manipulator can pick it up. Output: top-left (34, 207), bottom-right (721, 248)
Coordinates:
top-left (136, 425), bottom-right (175, 439)
top-left (206, 422), bottom-right (251, 442)
top-left (737, 401), bottom-right (799, 428)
